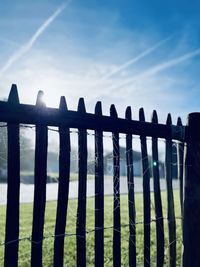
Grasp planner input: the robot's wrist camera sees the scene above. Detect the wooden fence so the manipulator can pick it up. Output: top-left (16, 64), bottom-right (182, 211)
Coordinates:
top-left (0, 84), bottom-right (199, 266)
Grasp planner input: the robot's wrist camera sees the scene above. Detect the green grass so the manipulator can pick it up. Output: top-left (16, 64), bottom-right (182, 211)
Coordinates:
top-left (0, 191), bottom-right (182, 266)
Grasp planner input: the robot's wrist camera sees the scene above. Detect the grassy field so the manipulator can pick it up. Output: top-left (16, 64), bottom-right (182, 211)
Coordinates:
top-left (0, 191), bottom-right (182, 266)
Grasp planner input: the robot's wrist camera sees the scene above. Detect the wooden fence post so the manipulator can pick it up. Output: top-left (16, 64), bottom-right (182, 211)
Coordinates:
top-left (139, 108), bottom-right (151, 267)
top-left (31, 91), bottom-right (48, 267)
top-left (182, 113), bottom-right (200, 267)
top-left (125, 106), bottom-right (136, 267)
top-left (110, 104), bottom-right (121, 267)
top-left (152, 110), bottom-right (164, 267)
top-left (76, 98), bottom-right (87, 267)
top-left (53, 97), bottom-right (70, 267)
top-left (95, 101), bottom-right (104, 267)
top-left (4, 85), bottom-right (20, 267)
top-left (165, 114), bottom-right (176, 267)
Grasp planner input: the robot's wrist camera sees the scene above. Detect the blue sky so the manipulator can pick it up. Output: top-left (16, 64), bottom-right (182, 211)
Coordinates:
top-left (0, 0), bottom-right (200, 123)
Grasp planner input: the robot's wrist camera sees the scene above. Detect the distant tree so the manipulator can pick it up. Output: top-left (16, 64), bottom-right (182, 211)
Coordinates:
top-left (0, 122), bottom-right (33, 170)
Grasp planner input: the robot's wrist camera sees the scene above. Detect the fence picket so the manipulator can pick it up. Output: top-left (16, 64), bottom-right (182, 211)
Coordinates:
top-left (110, 104), bottom-right (121, 267)
top-left (76, 98), bottom-right (87, 267)
top-left (125, 106), bottom-right (136, 267)
top-left (95, 101), bottom-right (104, 267)
top-left (139, 108), bottom-right (151, 267)
top-left (177, 117), bottom-right (184, 219)
top-left (165, 114), bottom-right (176, 267)
top-left (53, 97), bottom-right (71, 267)
top-left (4, 85), bottom-right (20, 267)
top-left (152, 110), bottom-right (164, 267)
top-left (31, 91), bottom-right (48, 267)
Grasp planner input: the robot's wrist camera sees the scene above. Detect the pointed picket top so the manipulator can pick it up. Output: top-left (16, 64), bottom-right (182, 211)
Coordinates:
top-left (78, 98), bottom-right (86, 113)
top-left (166, 113), bottom-right (172, 125)
top-left (139, 107), bottom-right (145, 122)
top-left (36, 90), bottom-right (46, 107)
top-left (125, 106), bottom-right (132, 120)
top-left (8, 84), bottom-right (19, 104)
top-left (95, 101), bottom-right (102, 115)
top-left (59, 96), bottom-right (68, 111)
top-left (177, 117), bottom-right (182, 126)
top-left (110, 104), bottom-right (118, 118)
top-left (152, 110), bottom-right (158, 124)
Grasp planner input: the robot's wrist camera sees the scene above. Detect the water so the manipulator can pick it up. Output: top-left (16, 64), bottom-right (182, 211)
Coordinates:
top-left (0, 177), bottom-right (179, 205)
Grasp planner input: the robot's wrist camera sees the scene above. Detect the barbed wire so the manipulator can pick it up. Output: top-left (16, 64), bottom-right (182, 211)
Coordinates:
top-left (0, 123), bottom-right (186, 172)
top-left (0, 123), bottom-right (187, 141)
top-left (0, 216), bottom-right (182, 247)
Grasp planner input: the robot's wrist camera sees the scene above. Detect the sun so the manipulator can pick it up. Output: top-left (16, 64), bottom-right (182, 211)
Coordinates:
top-left (39, 91), bottom-right (60, 108)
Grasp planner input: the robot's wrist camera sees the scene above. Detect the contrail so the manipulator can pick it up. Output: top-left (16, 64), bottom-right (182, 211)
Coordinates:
top-left (0, 1), bottom-right (71, 77)
top-left (100, 35), bottom-right (173, 80)
top-left (105, 47), bottom-right (200, 93)
top-left (139, 47), bottom-right (200, 77)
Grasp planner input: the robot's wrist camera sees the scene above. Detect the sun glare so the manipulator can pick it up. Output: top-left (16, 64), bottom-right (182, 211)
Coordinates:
top-left (40, 92), bottom-right (60, 108)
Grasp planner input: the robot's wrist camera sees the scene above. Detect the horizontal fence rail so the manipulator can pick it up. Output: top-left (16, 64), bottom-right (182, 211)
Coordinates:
top-left (1, 84), bottom-right (197, 267)
top-left (0, 100), bottom-right (186, 142)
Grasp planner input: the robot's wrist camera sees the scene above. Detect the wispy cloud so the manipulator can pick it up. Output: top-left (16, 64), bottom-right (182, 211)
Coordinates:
top-left (100, 35), bottom-right (173, 80)
top-left (0, 1), bottom-right (71, 78)
top-left (104, 46), bottom-right (200, 94)
top-left (0, 37), bottom-right (19, 48)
